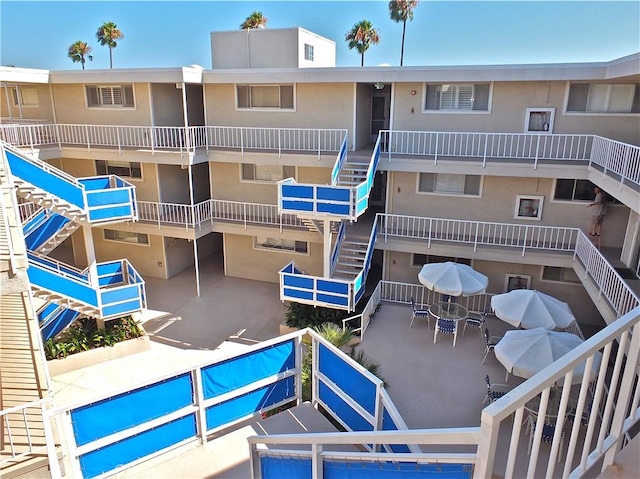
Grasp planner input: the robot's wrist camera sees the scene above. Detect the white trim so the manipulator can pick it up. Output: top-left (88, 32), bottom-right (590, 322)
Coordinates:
top-left (524, 107), bottom-right (555, 133)
top-left (504, 273), bottom-right (531, 292)
top-left (514, 195), bottom-right (544, 221)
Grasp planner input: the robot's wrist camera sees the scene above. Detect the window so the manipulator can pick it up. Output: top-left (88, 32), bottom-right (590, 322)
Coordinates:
top-left (505, 274), bottom-right (531, 292)
top-left (11, 87), bottom-right (38, 107)
top-left (567, 83), bottom-right (640, 113)
top-left (241, 164), bottom-right (295, 182)
top-left (418, 173), bottom-right (481, 196)
top-left (425, 83), bottom-right (490, 111)
top-left (96, 160), bottom-right (142, 179)
top-left (542, 266), bottom-right (580, 284)
top-left (236, 85), bottom-right (295, 109)
top-left (304, 44), bottom-right (314, 61)
top-left (103, 229), bottom-right (149, 245)
top-left (525, 108), bottom-right (555, 133)
top-left (254, 237), bottom-right (308, 254)
top-left (86, 85), bottom-right (135, 108)
top-left (514, 195), bottom-right (544, 221)
top-left (554, 179), bottom-right (596, 201)
top-left (412, 254), bottom-right (471, 267)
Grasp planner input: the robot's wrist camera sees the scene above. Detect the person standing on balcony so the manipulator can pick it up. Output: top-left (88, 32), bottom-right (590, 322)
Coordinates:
top-left (588, 187), bottom-right (607, 236)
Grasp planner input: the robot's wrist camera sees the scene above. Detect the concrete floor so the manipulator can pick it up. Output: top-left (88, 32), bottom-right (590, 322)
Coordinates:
top-left (48, 258), bottom-right (606, 478)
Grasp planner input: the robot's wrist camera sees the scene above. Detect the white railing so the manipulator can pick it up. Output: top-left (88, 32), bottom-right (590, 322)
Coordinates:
top-left (0, 398), bottom-right (61, 477)
top-left (382, 130), bottom-right (640, 189)
top-left (205, 126), bottom-right (347, 158)
top-left (590, 135), bottom-right (640, 186)
top-left (342, 279), bottom-right (383, 339)
top-left (136, 199), bottom-right (306, 230)
top-left (475, 306), bottom-right (640, 479)
top-left (0, 123), bottom-right (345, 157)
top-left (0, 117), bottom-right (50, 124)
top-left (377, 213), bottom-right (579, 255)
top-left (18, 201), bottom-right (41, 222)
top-left (574, 233), bottom-right (640, 317)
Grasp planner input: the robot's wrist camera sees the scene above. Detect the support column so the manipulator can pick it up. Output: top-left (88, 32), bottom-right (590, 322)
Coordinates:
top-left (82, 225), bottom-right (103, 328)
top-left (188, 164), bottom-right (200, 296)
top-left (323, 218), bottom-right (332, 277)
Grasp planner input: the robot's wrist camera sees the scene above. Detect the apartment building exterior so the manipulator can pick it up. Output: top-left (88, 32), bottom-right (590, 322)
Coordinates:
top-left (1, 27), bottom-right (639, 478)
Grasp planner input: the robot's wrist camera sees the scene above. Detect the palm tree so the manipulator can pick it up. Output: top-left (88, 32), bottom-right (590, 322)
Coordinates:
top-left (388, 0), bottom-right (419, 66)
top-left (67, 41), bottom-right (93, 69)
top-left (345, 20), bottom-right (380, 67)
top-left (96, 21), bottom-right (124, 69)
top-left (240, 11), bottom-right (268, 29)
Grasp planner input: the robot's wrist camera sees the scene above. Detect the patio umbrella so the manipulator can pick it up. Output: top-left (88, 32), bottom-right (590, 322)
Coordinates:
top-left (418, 261), bottom-right (488, 297)
top-left (494, 327), bottom-right (601, 384)
top-left (491, 289), bottom-right (576, 330)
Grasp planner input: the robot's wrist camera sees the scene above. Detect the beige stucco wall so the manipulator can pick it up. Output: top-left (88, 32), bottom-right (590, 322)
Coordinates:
top-left (204, 83), bottom-right (353, 131)
top-left (158, 164), bottom-right (189, 203)
top-left (57, 157), bottom-right (159, 202)
top-left (384, 250), bottom-right (603, 327)
top-left (0, 84), bottom-right (54, 121)
top-left (92, 228), bottom-right (167, 279)
top-left (387, 172), bottom-right (629, 244)
top-left (151, 84), bottom-right (184, 127)
top-left (210, 162), bottom-right (331, 203)
top-left (165, 233), bottom-right (221, 277)
top-left (392, 81), bottom-right (640, 145)
top-left (50, 83), bottom-right (152, 125)
top-left (224, 232), bottom-right (323, 283)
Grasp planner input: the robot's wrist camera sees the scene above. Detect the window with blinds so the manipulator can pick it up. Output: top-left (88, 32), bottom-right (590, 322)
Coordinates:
top-left (241, 164), bottom-right (295, 182)
top-left (11, 87), bottom-right (39, 107)
top-left (236, 85), bottom-right (295, 109)
top-left (86, 85), bottom-right (135, 108)
top-left (425, 83), bottom-right (490, 111)
top-left (254, 237), bottom-right (308, 254)
top-left (567, 83), bottom-right (640, 113)
top-left (418, 173), bottom-right (481, 196)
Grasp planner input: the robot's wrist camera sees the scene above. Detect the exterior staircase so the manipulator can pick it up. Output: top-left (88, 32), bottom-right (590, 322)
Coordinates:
top-left (332, 235), bottom-right (369, 281)
top-left (336, 157), bottom-right (369, 187)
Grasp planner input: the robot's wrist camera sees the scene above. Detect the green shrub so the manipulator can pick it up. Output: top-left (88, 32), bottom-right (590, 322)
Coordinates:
top-left (284, 303), bottom-right (350, 329)
top-left (44, 316), bottom-right (144, 360)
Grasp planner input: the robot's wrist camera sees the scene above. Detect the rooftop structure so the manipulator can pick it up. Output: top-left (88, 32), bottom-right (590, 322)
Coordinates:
top-left (1, 26), bottom-right (639, 479)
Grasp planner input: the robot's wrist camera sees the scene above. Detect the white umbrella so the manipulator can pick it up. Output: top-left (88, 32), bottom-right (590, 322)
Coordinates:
top-left (491, 289), bottom-right (576, 330)
top-left (494, 328), bottom-right (601, 384)
top-left (418, 261), bottom-right (488, 297)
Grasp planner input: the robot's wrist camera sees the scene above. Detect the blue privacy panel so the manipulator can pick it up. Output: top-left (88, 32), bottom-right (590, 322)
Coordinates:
top-left (317, 187), bottom-right (350, 202)
top-left (284, 274), bottom-right (314, 289)
top-left (86, 188), bottom-right (132, 207)
top-left (282, 200), bottom-right (314, 212)
top-left (382, 409), bottom-right (410, 454)
top-left (6, 150), bottom-right (85, 207)
top-left (317, 293), bottom-right (349, 308)
top-left (42, 307), bottom-right (81, 341)
top-left (101, 285), bottom-right (141, 305)
top-left (284, 288), bottom-right (314, 301)
top-left (282, 184), bottom-right (314, 199)
top-left (317, 203), bottom-right (351, 215)
top-left (318, 344), bottom-right (377, 416)
top-left (71, 373), bottom-right (193, 446)
top-left (317, 280), bottom-right (349, 295)
top-left (78, 414), bottom-right (197, 479)
top-left (261, 456), bottom-right (312, 479)
top-left (101, 298), bottom-right (143, 318)
top-left (201, 340), bottom-right (295, 399)
top-left (205, 376), bottom-right (295, 430)
top-left (324, 461), bottom-right (473, 479)
top-left (88, 205), bottom-right (134, 221)
top-left (318, 382), bottom-right (372, 432)
top-left (79, 177), bottom-right (111, 190)
top-left (27, 266), bottom-right (97, 306)
top-left (24, 213), bottom-right (70, 250)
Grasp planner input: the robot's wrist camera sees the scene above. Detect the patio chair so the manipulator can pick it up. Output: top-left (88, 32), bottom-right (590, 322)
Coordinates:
top-left (526, 415), bottom-right (564, 461)
top-left (483, 374), bottom-right (509, 405)
top-left (410, 297), bottom-right (431, 329)
top-left (482, 328), bottom-right (501, 364)
top-left (433, 318), bottom-right (458, 347)
top-left (463, 311), bottom-right (486, 336)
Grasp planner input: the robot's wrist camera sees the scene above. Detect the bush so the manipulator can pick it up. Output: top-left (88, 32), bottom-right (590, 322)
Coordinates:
top-left (284, 302), bottom-right (350, 329)
top-left (44, 316), bottom-right (144, 360)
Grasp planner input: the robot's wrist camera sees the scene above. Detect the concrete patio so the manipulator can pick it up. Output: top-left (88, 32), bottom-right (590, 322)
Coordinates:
top-left (47, 257), bottom-right (601, 478)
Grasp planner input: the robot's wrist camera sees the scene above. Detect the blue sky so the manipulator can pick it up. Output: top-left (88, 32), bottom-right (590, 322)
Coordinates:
top-left (1, 1), bottom-right (639, 70)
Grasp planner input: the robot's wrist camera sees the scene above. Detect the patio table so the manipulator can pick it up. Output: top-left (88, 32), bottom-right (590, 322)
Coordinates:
top-left (429, 302), bottom-right (468, 321)
top-left (524, 389), bottom-right (577, 424)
